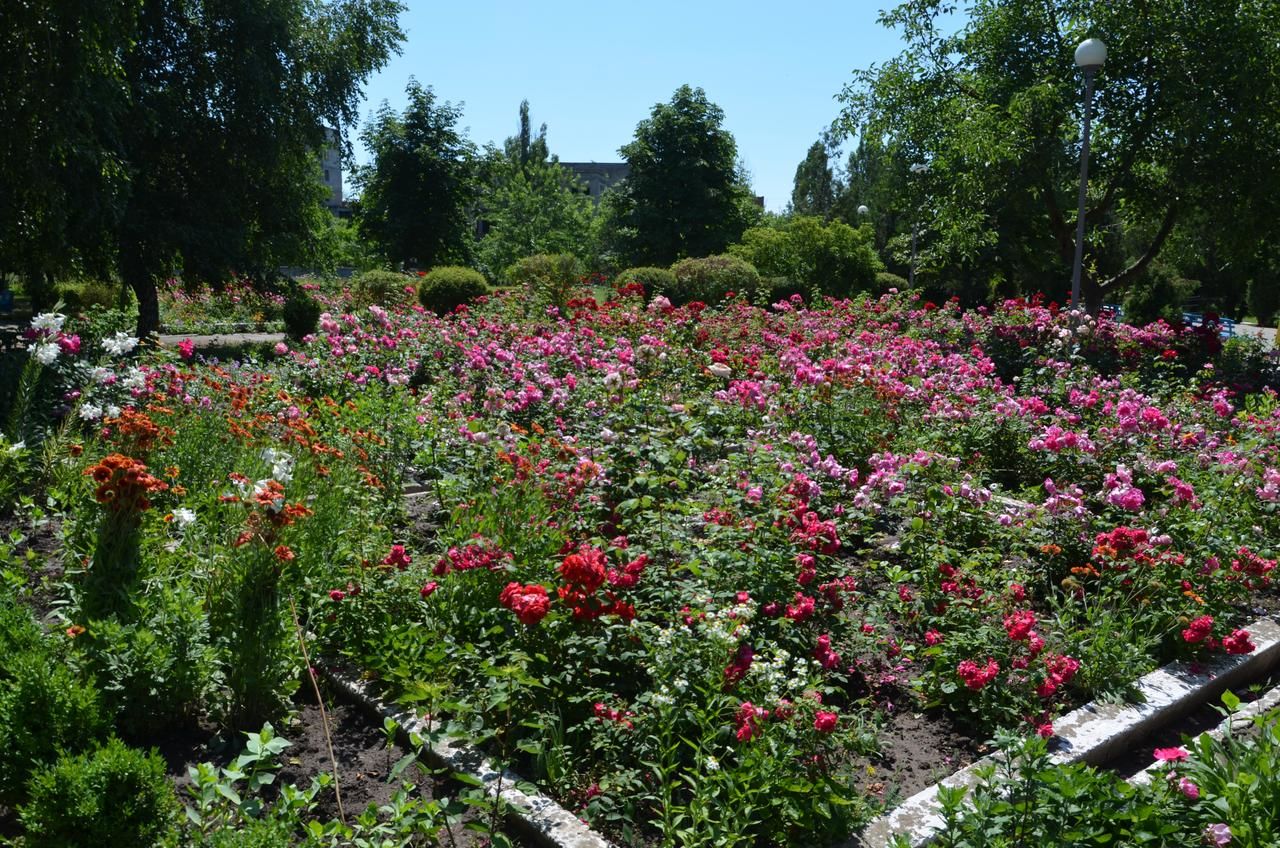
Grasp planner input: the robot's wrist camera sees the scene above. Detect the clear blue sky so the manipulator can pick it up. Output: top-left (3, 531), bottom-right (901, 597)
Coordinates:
top-left (350, 1), bottom-right (963, 212)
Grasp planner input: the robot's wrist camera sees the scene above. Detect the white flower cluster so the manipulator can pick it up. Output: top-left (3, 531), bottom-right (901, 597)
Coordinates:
top-left (102, 331), bottom-right (139, 357)
top-left (745, 647), bottom-right (818, 703)
top-left (171, 507), bottom-right (197, 529)
top-left (78, 403), bottom-right (122, 422)
top-left (260, 447), bottom-right (294, 484)
top-left (31, 343), bottom-right (59, 365)
top-left (31, 312), bottom-right (66, 333)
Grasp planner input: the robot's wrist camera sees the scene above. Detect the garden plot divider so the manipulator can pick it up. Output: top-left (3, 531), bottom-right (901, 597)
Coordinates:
top-left (854, 616), bottom-right (1280, 848)
top-left (322, 667), bottom-right (617, 848)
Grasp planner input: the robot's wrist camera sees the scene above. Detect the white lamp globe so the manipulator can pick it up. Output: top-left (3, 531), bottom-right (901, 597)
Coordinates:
top-left (857, 205), bottom-right (869, 216)
top-left (1074, 38), bottom-right (1107, 69)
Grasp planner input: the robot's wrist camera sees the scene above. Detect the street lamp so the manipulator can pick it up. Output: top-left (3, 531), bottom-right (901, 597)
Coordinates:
top-left (857, 204), bottom-right (869, 216)
top-left (909, 163), bottom-right (930, 287)
top-left (1070, 37), bottom-right (1106, 311)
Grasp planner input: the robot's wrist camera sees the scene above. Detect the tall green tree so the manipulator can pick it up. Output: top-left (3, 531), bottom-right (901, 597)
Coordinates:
top-left (790, 140), bottom-right (837, 219)
top-left (1, 0), bottom-right (138, 307)
top-left (3, 0), bottom-right (405, 334)
top-left (354, 80), bottom-right (478, 270)
top-left (602, 85), bottom-right (758, 267)
top-left (475, 101), bottom-right (595, 279)
top-left (838, 0), bottom-right (1280, 311)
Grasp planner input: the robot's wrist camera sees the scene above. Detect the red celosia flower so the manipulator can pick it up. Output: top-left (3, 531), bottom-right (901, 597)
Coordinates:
top-left (814, 710), bottom-right (839, 733)
top-left (1154, 746), bottom-right (1190, 762)
top-left (957, 658), bottom-right (1000, 691)
top-left (1004, 609), bottom-right (1037, 641)
top-left (382, 544), bottom-right (412, 570)
top-left (1222, 629), bottom-right (1255, 655)
top-left (560, 546), bottom-right (607, 592)
top-left (1182, 615), bottom-right (1214, 644)
top-left (724, 644), bottom-right (754, 687)
top-left (499, 582), bottom-right (550, 626)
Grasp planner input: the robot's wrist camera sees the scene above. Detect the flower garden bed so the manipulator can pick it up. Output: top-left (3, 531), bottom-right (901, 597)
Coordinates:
top-left (4, 286), bottom-right (1280, 845)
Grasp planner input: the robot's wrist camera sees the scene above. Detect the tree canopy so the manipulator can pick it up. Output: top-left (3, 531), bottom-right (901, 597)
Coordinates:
top-left (790, 141), bottom-right (837, 219)
top-left (837, 0), bottom-right (1280, 311)
top-left (475, 101), bottom-right (596, 280)
top-left (3, 0), bottom-right (406, 334)
top-left (603, 85), bottom-right (759, 268)
top-left (353, 80), bottom-right (478, 271)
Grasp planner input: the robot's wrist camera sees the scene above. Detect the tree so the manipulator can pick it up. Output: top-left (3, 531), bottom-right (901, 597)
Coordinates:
top-left (1, 0), bottom-right (138, 308)
top-left (602, 85), bottom-right (757, 268)
top-left (354, 80), bottom-right (478, 270)
top-left (790, 140), bottom-right (837, 218)
top-left (475, 101), bottom-right (596, 279)
top-left (837, 0), bottom-right (1280, 312)
top-left (3, 0), bottom-right (406, 335)
top-left (730, 216), bottom-right (881, 299)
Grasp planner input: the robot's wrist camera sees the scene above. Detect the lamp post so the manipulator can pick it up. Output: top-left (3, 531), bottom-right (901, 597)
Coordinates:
top-left (857, 204), bottom-right (869, 217)
top-left (1070, 37), bottom-right (1106, 311)
top-left (909, 163), bottom-right (930, 287)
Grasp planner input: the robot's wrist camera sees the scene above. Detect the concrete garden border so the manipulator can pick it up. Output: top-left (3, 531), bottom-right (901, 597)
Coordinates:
top-left (322, 667), bottom-right (617, 848)
top-left (854, 616), bottom-right (1280, 848)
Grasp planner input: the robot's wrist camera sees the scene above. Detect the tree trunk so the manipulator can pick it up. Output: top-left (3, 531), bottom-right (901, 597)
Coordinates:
top-left (122, 256), bottom-right (160, 339)
top-left (1083, 274), bottom-right (1104, 316)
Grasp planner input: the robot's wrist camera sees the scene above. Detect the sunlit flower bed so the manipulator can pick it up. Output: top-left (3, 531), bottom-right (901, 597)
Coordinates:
top-left (18, 287), bottom-right (1280, 845)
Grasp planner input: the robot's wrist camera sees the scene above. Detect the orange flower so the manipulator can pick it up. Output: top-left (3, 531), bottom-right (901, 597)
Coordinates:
top-left (274, 545), bottom-right (295, 562)
top-left (66, 624), bottom-right (86, 638)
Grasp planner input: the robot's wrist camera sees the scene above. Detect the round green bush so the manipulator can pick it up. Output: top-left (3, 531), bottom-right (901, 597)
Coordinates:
top-left (614, 267), bottom-right (675, 300)
top-left (282, 291), bottom-right (322, 340)
top-left (21, 738), bottom-right (180, 848)
top-left (874, 271), bottom-right (909, 292)
top-left (0, 656), bottom-right (108, 804)
top-left (353, 269), bottom-right (412, 307)
top-left (418, 266), bottom-right (489, 315)
top-left (667, 255), bottom-right (761, 306)
top-left (507, 253), bottom-right (584, 311)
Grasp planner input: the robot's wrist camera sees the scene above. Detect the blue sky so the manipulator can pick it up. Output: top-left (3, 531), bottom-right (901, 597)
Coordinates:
top-left (350, 1), bottom-right (964, 212)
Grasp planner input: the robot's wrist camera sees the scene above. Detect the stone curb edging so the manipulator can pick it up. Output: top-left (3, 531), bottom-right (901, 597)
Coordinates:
top-left (853, 616), bottom-right (1280, 848)
top-left (1130, 681), bottom-right (1280, 786)
top-left (321, 667), bottom-right (617, 848)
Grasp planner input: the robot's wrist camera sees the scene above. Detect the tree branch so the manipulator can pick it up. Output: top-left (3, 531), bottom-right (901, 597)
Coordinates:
top-left (1099, 204), bottom-right (1177, 291)
top-left (1040, 182), bottom-right (1076, 262)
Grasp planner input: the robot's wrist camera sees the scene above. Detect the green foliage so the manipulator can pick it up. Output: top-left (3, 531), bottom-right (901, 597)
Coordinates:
top-left (0, 591), bottom-right (43, 661)
top-left (791, 140), bottom-right (838, 218)
top-left (1248, 274), bottom-right (1280, 327)
top-left (21, 738), bottom-right (180, 848)
top-left (352, 269), bottom-right (413, 308)
top-left (838, 0), bottom-right (1280, 310)
top-left (356, 80), bottom-right (478, 269)
top-left (666, 254), bottom-right (762, 306)
top-left (507, 253), bottom-right (584, 311)
top-left (80, 584), bottom-right (213, 735)
top-left (1121, 264), bottom-right (1199, 325)
top-left (603, 85), bottom-right (758, 267)
top-left (0, 654), bottom-right (108, 804)
top-left (875, 271), bottom-right (909, 291)
top-left (729, 216), bottom-right (881, 300)
top-left (313, 216), bottom-right (386, 273)
top-left (418, 266), bottom-right (489, 315)
top-left (282, 290), bottom-right (322, 340)
top-left (476, 101), bottom-right (597, 279)
top-left (615, 266), bottom-right (676, 299)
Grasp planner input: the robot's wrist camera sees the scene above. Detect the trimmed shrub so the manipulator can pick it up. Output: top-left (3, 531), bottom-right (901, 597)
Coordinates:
top-left (418, 266), bottom-right (488, 315)
top-left (729, 217), bottom-right (880, 300)
top-left (21, 738), bottom-right (180, 848)
top-left (281, 291), bottom-right (321, 340)
top-left (353, 269), bottom-right (412, 307)
top-left (508, 253), bottom-right (584, 311)
top-left (874, 271), bottom-right (909, 292)
top-left (667, 255), bottom-right (761, 306)
top-left (614, 266), bottom-right (676, 300)
top-left (0, 655), bottom-right (108, 804)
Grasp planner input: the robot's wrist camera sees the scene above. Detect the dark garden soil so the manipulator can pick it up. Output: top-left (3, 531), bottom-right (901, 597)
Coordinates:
top-left (856, 706), bottom-right (983, 804)
top-left (0, 508), bottom-right (66, 621)
top-left (151, 695), bottom-right (534, 847)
